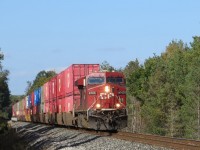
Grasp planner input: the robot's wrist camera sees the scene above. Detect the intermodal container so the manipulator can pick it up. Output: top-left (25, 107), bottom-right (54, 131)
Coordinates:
top-left (28, 95), bottom-right (32, 108)
top-left (19, 100), bottom-right (23, 116)
top-left (49, 76), bottom-right (57, 100)
top-left (44, 82), bottom-right (50, 113)
top-left (49, 76), bottom-right (57, 113)
top-left (57, 71), bottom-right (65, 113)
top-left (31, 92), bottom-right (34, 107)
top-left (40, 86), bottom-right (45, 113)
top-left (16, 102), bottom-right (19, 116)
top-left (41, 86), bottom-right (44, 103)
top-left (34, 87), bottom-right (41, 105)
top-left (25, 96), bottom-right (29, 109)
top-left (64, 64), bottom-right (99, 96)
top-left (22, 98), bottom-right (26, 115)
top-left (57, 71), bottom-right (65, 99)
top-left (62, 64), bottom-right (100, 112)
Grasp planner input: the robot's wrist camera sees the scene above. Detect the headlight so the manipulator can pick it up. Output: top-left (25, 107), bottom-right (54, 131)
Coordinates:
top-left (96, 103), bottom-right (101, 109)
top-left (116, 103), bottom-right (120, 108)
top-left (105, 85), bottom-right (110, 93)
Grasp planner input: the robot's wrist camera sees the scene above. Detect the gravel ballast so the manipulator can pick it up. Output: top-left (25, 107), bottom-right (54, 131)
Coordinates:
top-left (10, 121), bottom-right (173, 150)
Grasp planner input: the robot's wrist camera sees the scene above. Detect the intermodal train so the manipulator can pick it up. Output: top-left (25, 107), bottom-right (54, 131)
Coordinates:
top-left (12, 64), bottom-right (128, 130)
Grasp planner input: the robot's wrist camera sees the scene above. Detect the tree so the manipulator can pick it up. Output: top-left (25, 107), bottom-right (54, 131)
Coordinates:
top-left (125, 59), bottom-right (145, 132)
top-left (10, 95), bottom-right (24, 104)
top-left (100, 61), bottom-right (115, 71)
top-left (0, 49), bottom-right (10, 118)
top-left (126, 41), bottom-right (190, 136)
top-left (181, 36), bottom-right (200, 139)
top-left (124, 59), bottom-right (140, 78)
top-left (26, 70), bottom-right (57, 94)
top-left (24, 81), bottom-right (32, 95)
top-left (0, 70), bottom-right (10, 108)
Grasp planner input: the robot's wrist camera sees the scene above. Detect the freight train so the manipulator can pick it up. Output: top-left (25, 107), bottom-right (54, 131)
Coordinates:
top-left (12, 64), bottom-right (128, 130)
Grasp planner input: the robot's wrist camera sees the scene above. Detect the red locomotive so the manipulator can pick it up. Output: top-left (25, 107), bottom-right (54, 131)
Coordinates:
top-left (12, 64), bottom-right (128, 130)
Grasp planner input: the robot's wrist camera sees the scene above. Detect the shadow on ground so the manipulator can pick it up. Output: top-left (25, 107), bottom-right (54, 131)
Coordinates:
top-left (15, 122), bottom-right (101, 150)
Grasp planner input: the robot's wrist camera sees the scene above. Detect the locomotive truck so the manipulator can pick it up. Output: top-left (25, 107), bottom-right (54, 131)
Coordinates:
top-left (12, 64), bottom-right (127, 130)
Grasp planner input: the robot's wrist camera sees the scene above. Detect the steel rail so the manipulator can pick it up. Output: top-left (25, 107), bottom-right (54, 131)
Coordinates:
top-left (109, 132), bottom-right (200, 150)
top-left (10, 121), bottom-right (200, 150)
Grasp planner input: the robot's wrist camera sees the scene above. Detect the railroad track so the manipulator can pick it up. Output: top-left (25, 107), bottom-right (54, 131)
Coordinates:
top-left (75, 129), bottom-right (200, 150)
top-left (102, 131), bottom-right (200, 150)
top-left (10, 121), bottom-right (200, 150)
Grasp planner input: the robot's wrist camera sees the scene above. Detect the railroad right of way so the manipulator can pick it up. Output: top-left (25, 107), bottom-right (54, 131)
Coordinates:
top-left (9, 121), bottom-right (172, 150)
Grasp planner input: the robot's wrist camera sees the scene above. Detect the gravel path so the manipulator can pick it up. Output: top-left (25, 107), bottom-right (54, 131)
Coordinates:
top-left (11, 122), bottom-right (173, 150)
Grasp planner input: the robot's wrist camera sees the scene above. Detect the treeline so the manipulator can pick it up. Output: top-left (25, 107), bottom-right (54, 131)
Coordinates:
top-left (25, 70), bottom-right (56, 95)
top-left (125, 36), bottom-right (200, 139)
top-left (0, 50), bottom-right (10, 119)
top-left (1, 36), bottom-right (200, 140)
top-left (0, 50), bottom-right (11, 137)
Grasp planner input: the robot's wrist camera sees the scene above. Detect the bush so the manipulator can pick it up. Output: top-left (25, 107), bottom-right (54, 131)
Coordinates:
top-left (0, 121), bottom-right (26, 150)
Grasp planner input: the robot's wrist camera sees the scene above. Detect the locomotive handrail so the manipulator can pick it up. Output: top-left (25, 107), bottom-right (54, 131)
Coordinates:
top-left (86, 96), bottom-right (100, 120)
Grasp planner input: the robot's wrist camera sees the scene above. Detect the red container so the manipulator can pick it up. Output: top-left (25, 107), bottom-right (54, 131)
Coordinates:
top-left (57, 71), bottom-right (65, 113)
top-left (45, 101), bottom-right (49, 113)
top-left (49, 76), bottom-right (57, 100)
top-left (22, 98), bottom-right (26, 116)
top-left (60, 64), bottom-right (100, 112)
top-left (40, 86), bottom-right (45, 113)
top-left (33, 105), bottom-right (36, 115)
top-left (43, 64), bottom-right (99, 114)
top-left (49, 76), bottom-right (57, 113)
top-left (57, 98), bottom-right (63, 113)
top-left (62, 96), bottom-right (73, 112)
top-left (57, 71), bottom-right (65, 99)
top-left (44, 82), bottom-right (50, 101)
top-left (33, 105), bottom-right (40, 115)
top-left (64, 64), bottom-right (99, 96)
top-left (44, 82), bottom-right (50, 113)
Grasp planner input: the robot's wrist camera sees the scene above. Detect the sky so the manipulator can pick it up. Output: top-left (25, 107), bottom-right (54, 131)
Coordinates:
top-left (0, 0), bottom-right (200, 95)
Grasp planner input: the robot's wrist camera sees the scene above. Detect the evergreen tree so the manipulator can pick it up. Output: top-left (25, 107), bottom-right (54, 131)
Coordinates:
top-left (181, 36), bottom-right (200, 139)
top-left (100, 61), bottom-right (115, 71)
top-left (0, 50), bottom-right (10, 118)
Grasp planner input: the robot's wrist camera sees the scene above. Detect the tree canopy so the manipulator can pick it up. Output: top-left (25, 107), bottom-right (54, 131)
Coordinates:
top-left (0, 50), bottom-right (10, 118)
top-left (126, 36), bottom-right (200, 139)
top-left (25, 70), bottom-right (56, 94)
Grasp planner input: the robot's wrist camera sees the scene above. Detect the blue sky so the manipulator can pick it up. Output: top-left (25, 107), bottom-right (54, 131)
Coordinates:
top-left (0, 0), bottom-right (200, 95)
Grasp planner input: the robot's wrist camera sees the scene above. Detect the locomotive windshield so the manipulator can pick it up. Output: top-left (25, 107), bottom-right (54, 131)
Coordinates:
top-left (88, 77), bottom-right (105, 85)
top-left (107, 77), bottom-right (123, 84)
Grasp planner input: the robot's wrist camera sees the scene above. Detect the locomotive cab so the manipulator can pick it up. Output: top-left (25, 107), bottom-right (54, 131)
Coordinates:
top-left (76, 72), bottom-right (128, 130)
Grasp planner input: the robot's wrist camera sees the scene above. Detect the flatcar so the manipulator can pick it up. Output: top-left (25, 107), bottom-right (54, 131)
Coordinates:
top-left (12, 64), bottom-right (127, 130)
